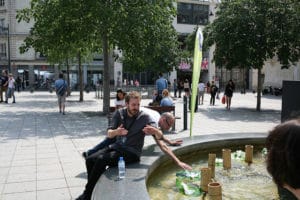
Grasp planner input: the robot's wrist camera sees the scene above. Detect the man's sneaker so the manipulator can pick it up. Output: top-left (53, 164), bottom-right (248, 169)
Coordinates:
top-left (12, 101), bottom-right (15, 103)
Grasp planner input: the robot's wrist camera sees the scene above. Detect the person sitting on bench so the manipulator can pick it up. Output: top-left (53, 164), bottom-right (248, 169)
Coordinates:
top-left (82, 107), bottom-right (182, 158)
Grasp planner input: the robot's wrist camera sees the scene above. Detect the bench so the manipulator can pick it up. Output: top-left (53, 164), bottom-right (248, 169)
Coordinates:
top-left (108, 106), bottom-right (178, 131)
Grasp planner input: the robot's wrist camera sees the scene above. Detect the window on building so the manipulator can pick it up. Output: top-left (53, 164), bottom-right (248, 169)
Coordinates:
top-left (0, 43), bottom-right (6, 57)
top-left (0, 0), bottom-right (5, 7)
top-left (177, 3), bottom-right (209, 25)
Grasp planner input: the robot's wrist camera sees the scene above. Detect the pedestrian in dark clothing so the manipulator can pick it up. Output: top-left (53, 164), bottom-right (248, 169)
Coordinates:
top-left (16, 76), bottom-right (21, 92)
top-left (173, 79), bottom-right (178, 97)
top-left (224, 80), bottom-right (235, 110)
top-left (178, 80), bottom-right (184, 98)
top-left (210, 81), bottom-right (218, 106)
top-left (206, 81), bottom-right (211, 93)
top-left (0, 70), bottom-right (8, 102)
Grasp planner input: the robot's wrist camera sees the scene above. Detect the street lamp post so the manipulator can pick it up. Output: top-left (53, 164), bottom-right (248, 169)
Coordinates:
top-left (7, 24), bottom-right (10, 73)
top-left (0, 24), bottom-right (11, 72)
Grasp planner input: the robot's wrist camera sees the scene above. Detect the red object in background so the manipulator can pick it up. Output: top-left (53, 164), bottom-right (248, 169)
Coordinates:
top-left (221, 96), bottom-right (226, 104)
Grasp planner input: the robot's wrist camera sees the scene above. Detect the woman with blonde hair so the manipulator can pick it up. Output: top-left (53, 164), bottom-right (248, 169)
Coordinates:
top-left (160, 89), bottom-right (174, 106)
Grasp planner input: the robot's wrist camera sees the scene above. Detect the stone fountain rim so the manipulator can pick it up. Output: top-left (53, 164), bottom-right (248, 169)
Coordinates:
top-left (92, 132), bottom-right (267, 200)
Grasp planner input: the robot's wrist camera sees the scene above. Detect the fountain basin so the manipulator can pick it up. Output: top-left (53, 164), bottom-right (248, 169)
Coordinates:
top-left (91, 133), bottom-right (267, 200)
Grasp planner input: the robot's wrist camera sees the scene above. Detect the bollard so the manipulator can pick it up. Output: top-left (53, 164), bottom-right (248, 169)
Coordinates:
top-left (200, 167), bottom-right (211, 192)
top-left (222, 149), bottom-right (231, 170)
top-left (245, 145), bottom-right (254, 163)
top-left (208, 182), bottom-right (222, 200)
top-left (183, 95), bottom-right (187, 130)
top-left (208, 153), bottom-right (216, 178)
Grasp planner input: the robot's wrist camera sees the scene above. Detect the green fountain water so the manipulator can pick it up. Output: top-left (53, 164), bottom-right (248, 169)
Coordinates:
top-left (147, 146), bottom-right (279, 200)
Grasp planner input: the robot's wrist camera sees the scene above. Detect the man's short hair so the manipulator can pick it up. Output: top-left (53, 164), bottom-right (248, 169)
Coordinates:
top-left (266, 118), bottom-right (300, 188)
top-left (125, 91), bottom-right (141, 103)
top-left (59, 73), bottom-right (64, 79)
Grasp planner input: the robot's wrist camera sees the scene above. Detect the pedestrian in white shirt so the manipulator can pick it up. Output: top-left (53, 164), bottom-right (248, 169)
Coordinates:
top-left (198, 80), bottom-right (206, 105)
top-left (5, 73), bottom-right (16, 103)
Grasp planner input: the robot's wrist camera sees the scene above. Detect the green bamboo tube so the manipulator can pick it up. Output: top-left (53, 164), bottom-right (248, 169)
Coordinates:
top-left (200, 167), bottom-right (211, 192)
top-left (208, 182), bottom-right (222, 200)
top-left (222, 149), bottom-right (231, 169)
top-left (208, 153), bottom-right (216, 178)
top-left (245, 145), bottom-right (254, 163)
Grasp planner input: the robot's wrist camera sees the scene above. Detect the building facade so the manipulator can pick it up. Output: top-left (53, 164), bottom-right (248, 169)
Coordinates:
top-left (1, 0), bottom-right (299, 90)
top-left (0, 0), bottom-right (115, 90)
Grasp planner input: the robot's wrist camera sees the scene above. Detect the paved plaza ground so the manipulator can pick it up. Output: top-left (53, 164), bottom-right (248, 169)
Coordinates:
top-left (0, 90), bottom-right (281, 200)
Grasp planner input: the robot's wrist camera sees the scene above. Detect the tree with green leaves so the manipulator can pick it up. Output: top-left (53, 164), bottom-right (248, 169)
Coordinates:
top-left (90, 0), bottom-right (178, 113)
top-left (18, 0), bottom-right (178, 113)
top-left (203, 0), bottom-right (300, 111)
top-left (17, 0), bottom-right (97, 101)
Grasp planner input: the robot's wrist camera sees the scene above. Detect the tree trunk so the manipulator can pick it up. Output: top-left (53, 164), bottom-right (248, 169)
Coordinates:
top-left (256, 67), bottom-right (262, 111)
top-left (78, 51), bottom-right (83, 101)
top-left (102, 34), bottom-right (110, 114)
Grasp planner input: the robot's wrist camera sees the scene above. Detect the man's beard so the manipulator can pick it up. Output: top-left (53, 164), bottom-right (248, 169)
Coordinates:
top-left (128, 108), bottom-right (139, 117)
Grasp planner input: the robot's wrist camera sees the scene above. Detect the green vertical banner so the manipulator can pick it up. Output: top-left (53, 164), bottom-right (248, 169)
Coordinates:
top-left (190, 27), bottom-right (203, 137)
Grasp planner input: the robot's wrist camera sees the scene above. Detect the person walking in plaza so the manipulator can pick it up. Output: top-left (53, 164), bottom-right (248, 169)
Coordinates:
top-left (266, 118), bottom-right (300, 200)
top-left (55, 73), bottom-right (68, 115)
top-left (206, 81), bottom-right (211, 94)
top-left (0, 70), bottom-right (8, 103)
top-left (183, 79), bottom-right (190, 97)
top-left (224, 80), bottom-right (235, 110)
top-left (76, 91), bottom-right (191, 200)
top-left (177, 79), bottom-right (184, 98)
top-left (173, 79), bottom-right (178, 98)
top-left (210, 81), bottom-right (218, 106)
top-left (5, 73), bottom-right (16, 103)
top-left (160, 89), bottom-right (174, 107)
top-left (16, 76), bottom-right (21, 92)
top-left (155, 72), bottom-right (168, 102)
top-left (198, 80), bottom-right (206, 105)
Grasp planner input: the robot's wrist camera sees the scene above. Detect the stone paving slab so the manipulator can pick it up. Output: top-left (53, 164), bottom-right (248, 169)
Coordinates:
top-left (0, 91), bottom-right (281, 200)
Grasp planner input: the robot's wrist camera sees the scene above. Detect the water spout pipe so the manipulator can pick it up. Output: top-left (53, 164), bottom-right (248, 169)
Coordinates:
top-left (222, 149), bottom-right (231, 169)
top-left (245, 145), bottom-right (254, 163)
top-left (208, 153), bottom-right (216, 178)
top-left (208, 182), bottom-right (222, 200)
top-left (200, 167), bottom-right (211, 192)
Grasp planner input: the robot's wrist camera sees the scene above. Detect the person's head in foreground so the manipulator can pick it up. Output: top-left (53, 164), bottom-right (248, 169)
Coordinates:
top-left (266, 118), bottom-right (300, 199)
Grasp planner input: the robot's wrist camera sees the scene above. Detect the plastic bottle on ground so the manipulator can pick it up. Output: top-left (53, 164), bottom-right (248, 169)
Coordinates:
top-left (118, 156), bottom-right (125, 179)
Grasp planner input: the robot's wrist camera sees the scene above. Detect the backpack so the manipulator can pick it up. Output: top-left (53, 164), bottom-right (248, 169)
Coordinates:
top-left (57, 81), bottom-right (66, 96)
